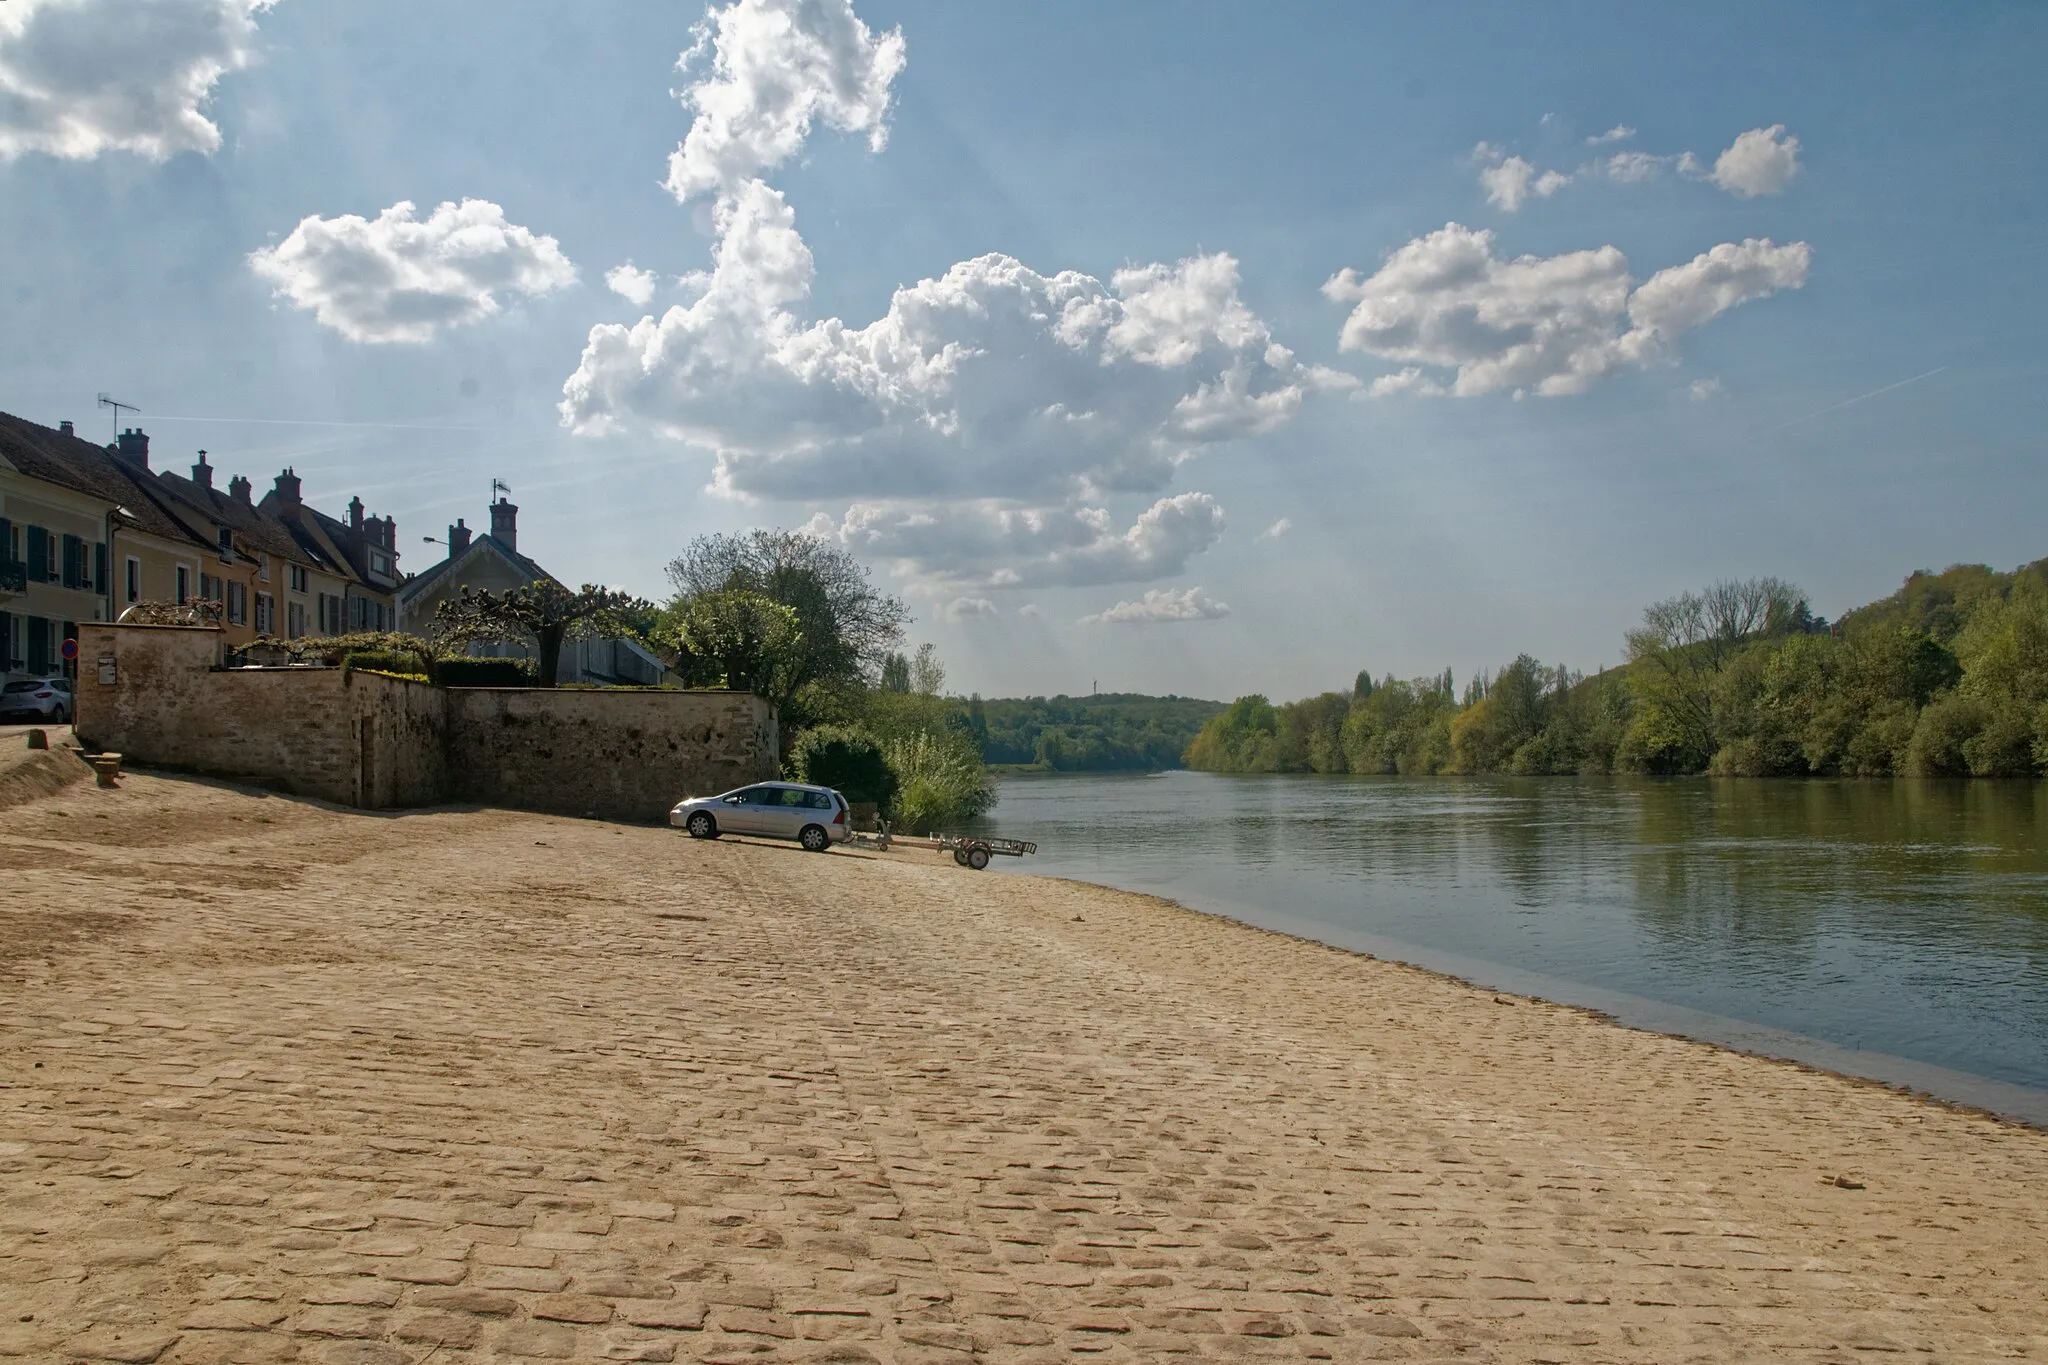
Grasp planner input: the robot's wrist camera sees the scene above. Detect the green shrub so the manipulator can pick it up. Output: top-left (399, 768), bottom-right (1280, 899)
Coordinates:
top-left (883, 728), bottom-right (995, 831)
top-left (343, 648), bottom-right (430, 676)
top-left (790, 724), bottom-right (898, 810)
top-left (434, 656), bottom-right (537, 688)
top-left (1905, 692), bottom-right (1985, 776)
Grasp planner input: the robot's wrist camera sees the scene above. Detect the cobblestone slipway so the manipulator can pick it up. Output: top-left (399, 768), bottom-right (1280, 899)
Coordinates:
top-left (3, 771), bottom-right (2045, 1364)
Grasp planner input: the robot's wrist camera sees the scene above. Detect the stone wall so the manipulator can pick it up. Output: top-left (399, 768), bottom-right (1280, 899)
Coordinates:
top-left (72, 623), bottom-right (775, 819)
top-left (446, 688), bottom-right (776, 822)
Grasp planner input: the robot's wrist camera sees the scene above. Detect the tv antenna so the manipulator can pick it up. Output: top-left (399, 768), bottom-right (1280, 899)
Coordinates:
top-left (97, 393), bottom-right (139, 441)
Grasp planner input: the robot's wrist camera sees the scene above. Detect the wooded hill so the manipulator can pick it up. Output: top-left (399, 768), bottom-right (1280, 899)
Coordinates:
top-left (1186, 558), bottom-right (2048, 779)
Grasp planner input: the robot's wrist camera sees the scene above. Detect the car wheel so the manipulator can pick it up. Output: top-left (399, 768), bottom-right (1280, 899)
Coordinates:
top-left (52, 706), bottom-right (69, 725)
top-left (686, 812), bottom-right (718, 839)
top-left (799, 824), bottom-right (831, 853)
top-left (966, 845), bottom-right (991, 871)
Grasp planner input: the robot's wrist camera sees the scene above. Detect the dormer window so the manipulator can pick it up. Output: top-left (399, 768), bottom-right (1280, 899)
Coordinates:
top-left (217, 527), bottom-right (234, 562)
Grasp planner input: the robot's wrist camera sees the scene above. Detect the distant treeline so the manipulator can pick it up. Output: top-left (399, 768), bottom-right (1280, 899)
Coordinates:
top-left (966, 693), bottom-right (1225, 771)
top-left (1186, 559), bottom-right (2048, 779)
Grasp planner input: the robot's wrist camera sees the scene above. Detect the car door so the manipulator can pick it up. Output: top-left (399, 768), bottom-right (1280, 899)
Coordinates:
top-left (762, 786), bottom-right (810, 840)
top-left (720, 786), bottom-right (771, 834)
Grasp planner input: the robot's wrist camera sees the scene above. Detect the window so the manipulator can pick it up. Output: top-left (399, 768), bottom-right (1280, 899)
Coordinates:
top-left (176, 565), bottom-right (190, 604)
top-left (217, 526), bottom-right (234, 562)
top-left (289, 563), bottom-right (308, 593)
top-left (60, 534), bottom-right (85, 589)
top-left (226, 581), bottom-right (248, 626)
top-left (258, 552), bottom-right (270, 582)
top-left (255, 592), bottom-right (274, 634)
top-left (200, 571), bottom-right (221, 603)
top-left (287, 601), bottom-right (306, 639)
top-left (44, 531), bottom-right (58, 581)
top-left (125, 557), bottom-right (141, 604)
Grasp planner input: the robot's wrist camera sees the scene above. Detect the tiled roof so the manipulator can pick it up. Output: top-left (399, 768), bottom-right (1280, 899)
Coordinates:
top-left (0, 410), bottom-right (210, 549)
top-left (397, 533), bottom-right (553, 605)
top-left (152, 468), bottom-right (308, 564)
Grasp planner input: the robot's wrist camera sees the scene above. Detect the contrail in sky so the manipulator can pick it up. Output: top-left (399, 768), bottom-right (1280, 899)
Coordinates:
top-left (1763, 366), bottom-right (1948, 433)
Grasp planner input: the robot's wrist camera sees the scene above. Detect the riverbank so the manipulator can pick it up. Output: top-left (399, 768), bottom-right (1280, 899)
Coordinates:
top-left (5, 771), bottom-right (2047, 1362)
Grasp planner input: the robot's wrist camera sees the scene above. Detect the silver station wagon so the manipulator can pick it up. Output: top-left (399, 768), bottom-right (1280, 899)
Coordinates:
top-left (670, 781), bottom-right (850, 852)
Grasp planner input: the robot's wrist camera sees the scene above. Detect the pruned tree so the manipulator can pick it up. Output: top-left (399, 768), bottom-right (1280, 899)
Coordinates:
top-left (435, 582), bottom-right (652, 688)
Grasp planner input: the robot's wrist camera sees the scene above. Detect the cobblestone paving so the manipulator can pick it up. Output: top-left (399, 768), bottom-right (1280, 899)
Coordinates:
top-left (3, 771), bottom-right (2046, 1364)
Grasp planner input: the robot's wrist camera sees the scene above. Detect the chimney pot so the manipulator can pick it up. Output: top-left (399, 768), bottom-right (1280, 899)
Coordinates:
top-left (192, 450), bottom-right (213, 489)
top-left (349, 496), bottom-right (364, 532)
top-left (59, 420), bottom-right (74, 436)
top-left (489, 496), bottom-right (518, 552)
top-left (272, 467), bottom-right (302, 507)
top-left (228, 474), bottom-right (252, 503)
top-left (116, 428), bottom-right (150, 468)
top-left (448, 517), bottom-right (472, 557)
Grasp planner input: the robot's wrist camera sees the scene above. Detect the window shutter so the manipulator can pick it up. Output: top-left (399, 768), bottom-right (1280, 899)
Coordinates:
top-left (26, 526), bottom-right (48, 582)
top-left (95, 543), bottom-right (108, 593)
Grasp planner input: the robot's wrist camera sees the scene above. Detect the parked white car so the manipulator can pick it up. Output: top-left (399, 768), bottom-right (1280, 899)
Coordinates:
top-left (0, 676), bottom-right (72, 725)
top-left (671, 782), bottom-right (850, 852)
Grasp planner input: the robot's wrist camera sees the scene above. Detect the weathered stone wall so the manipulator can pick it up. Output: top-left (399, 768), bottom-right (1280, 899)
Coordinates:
top-left (445, 687), bottom-right (775, 822)
top-left (72, 623), bottom-right (774, 819)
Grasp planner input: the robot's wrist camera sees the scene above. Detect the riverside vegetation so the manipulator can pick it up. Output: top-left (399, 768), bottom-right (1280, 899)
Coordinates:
top-left (1186, 559), bottom-right (2048, 778)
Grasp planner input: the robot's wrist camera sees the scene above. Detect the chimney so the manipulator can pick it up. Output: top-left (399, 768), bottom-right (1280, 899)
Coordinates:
top-left (192, 450), bottom-right (213, 489)
top-left (273, 467), bottom-right (302, 508)
top-left (490, 496), bottom-right (517, 551)
top-left (116, 428), bottom-right (150, 468)
top-left (447, 517), bottom-right (471, 557)
top-left (382, 515), bottom-right (397, 550)
top-left (59, 420), bottom-right (74, 437)
top-left (228, 474), bottom-right (252, 503)
top-left (349, 496), bottom-right (364, 533)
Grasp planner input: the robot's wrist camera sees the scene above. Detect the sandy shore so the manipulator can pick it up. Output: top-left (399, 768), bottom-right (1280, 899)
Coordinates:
top-left (4, 769), bottom-right (2046, 1364)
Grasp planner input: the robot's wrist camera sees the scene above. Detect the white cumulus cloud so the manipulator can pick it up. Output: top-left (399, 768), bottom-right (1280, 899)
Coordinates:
top-left (0, 0), bottom-right (274, 161)
top-left (605, 263), bottom-right (659, 307)
top-left (1587, 124), bottom-right (1635, 146)
top-left (1324, 224), bottom-right (1810, 398)
top-left (819, 491), bottom-right (1226, 590)
top-left (1258, 517), bottom-right (1292, 541)
top-left (940, 597), bottom-right (997, 623)
top-left (250, 199), bottom-right (576, 343)
top-left (1082, 586), bottom-right (1231, 626)
top-left (666, 0), bottom-right (905, 202)
top-left (562, 0), bottom-right (1336, 592)
top-left (1475, 145), bottom-right (1571, 212)
top-left (1711, 124), bottom-right (1801, 198)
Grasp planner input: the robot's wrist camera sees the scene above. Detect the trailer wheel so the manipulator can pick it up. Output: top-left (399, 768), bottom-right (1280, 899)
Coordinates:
top-left (967, 845), bottom-right (991, 871)
top-left (952, 848), bottom-right (969, 865)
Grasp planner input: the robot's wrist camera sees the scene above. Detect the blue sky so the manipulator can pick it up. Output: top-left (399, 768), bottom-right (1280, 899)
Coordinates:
top-left (3, 0), bottom-right (2043, 699)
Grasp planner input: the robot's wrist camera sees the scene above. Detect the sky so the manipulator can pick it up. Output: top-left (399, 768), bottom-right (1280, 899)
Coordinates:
top-left (3, 0), bottom-right (2044, 700)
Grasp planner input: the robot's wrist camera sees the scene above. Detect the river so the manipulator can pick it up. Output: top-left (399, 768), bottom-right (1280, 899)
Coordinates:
top-left (974, 771), bottom-right (2048, 1126)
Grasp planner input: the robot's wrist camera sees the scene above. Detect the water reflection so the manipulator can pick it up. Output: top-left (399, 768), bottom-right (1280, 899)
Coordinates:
top-left (976, 772), bottom-right (2048, 1106)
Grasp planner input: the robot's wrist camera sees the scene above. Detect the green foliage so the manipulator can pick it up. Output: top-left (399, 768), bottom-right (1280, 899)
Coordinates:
top-left (433, 656), bottom-right (537, 688)
top-left (342, 649), bottom-right (428, 677)
top-left (789, 723), bottom-right (899, 810)
top-left (879, 651), bottom-right (911, 693)
top-left (1184, 558), bottom-right (2048, 780)
top-left (664, 590), bottom-right (805, 701)
top-left (977, 693), bottom-right (1223, 771)
top-left (435, 582), bottom-right (652, 689)
top-left (883, 727), bottom-right (996, 830)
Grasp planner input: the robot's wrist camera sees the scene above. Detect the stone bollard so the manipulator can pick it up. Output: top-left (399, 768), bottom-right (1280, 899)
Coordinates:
top-left (25, 729), bottom-right (48, 750)
top-left (89, 754), bottom-right (122, 788)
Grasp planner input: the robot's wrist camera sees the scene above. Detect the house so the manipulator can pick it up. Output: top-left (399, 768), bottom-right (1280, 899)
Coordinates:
top-left (396, 493), bottom-right (669, 686)
top-left (1, 414), bottom-right (209, 681)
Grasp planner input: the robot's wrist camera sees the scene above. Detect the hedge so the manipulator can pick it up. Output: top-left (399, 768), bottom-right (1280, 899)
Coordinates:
top-left (434, 656), bottom-right (538, 688)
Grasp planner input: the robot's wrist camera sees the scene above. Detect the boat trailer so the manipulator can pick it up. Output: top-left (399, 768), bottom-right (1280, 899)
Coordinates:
top-left (849, 827), bottom-right (1037, 871)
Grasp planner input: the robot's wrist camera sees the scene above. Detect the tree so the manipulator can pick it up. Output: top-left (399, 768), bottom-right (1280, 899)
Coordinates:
top-left (435, 582), bottom-right (652, 688)
top-left (666, 530), bottom-right (909, 696)
top-left (910, 643), bottom-right (946, 696)
top-left (879, 652), bottom-right (911, 692)
top-left (667, 590), bottom-right (805, 701)
top-left (1625, 577), bottom-right (1806, 765)
top-left (789, 723), bottom-right (899, 810)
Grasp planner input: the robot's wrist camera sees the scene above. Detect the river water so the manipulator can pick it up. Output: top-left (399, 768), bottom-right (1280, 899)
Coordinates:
top-left (973, 772), bottom-right (2048, 1125)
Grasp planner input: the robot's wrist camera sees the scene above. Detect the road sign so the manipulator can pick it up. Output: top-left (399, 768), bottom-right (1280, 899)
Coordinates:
top-left (60, 638), bottom-right (79, 661)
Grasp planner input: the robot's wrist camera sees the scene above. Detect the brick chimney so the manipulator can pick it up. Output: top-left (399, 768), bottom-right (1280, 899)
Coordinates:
top-left (490, 496), bottom-right (517, 552)
top-left (59, 420), bottom-right (74, 437)
top-left (229, 474), bottom-right (252, 503)
top-left (349, 496), bottom-right (364, 533)
top-left (116, 428), bottom-right (150, 468)
top-left (447, 517), bottom-right (471, 557)
top-left (192, 451), bottom-right (213, 490)
top-left (272, 467), bottom-right (302, 509)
